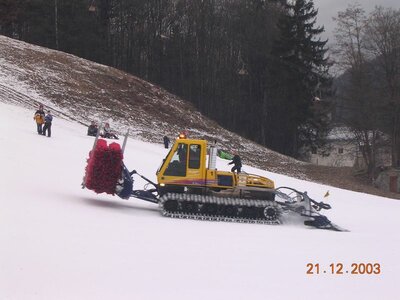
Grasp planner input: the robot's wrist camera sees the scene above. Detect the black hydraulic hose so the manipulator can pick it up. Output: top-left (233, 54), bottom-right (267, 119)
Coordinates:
top-left (275, 186), bottom-right (331, 210)
top-left (129, 170), bottom-right (158, 189)
top-left (311, 200), bottom-right (331, 210)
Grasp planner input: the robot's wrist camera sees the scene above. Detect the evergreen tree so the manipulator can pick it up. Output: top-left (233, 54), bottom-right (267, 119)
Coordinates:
top-left (271, 0), bottom-right (331, 156)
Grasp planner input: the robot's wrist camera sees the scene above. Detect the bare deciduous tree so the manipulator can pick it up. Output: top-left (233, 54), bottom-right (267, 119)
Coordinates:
top-left (364, 6), bottom-right (400, 167)
top-left (333, 3), bottom-right (368, 70)
top-left (333, 3), bottom-right (383, 179)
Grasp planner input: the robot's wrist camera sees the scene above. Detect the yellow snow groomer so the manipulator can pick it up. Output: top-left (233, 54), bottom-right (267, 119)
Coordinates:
top-left (83, 132), bottom-right (345, 230)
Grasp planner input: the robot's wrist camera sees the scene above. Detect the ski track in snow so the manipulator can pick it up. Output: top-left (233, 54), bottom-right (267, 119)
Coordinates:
top-left (0, 101), bottom-right (399, 299)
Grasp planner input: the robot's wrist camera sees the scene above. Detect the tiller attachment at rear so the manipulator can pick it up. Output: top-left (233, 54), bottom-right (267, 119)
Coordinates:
top-left (82, 133), bottom-right (159, 203)
top-left (84, 139), bottom-right (123, 195)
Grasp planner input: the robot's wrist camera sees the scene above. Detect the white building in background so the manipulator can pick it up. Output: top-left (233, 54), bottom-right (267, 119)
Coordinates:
top-left (308, 127), bottom-right (391, 168)
top-left (309, 127), bottom-right (356, 167)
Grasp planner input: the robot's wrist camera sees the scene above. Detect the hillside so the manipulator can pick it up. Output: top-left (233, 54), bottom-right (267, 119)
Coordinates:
top-left (1, 101), bottom-right (399, 300)
top-left (0, 35), bottom-right (398, 199)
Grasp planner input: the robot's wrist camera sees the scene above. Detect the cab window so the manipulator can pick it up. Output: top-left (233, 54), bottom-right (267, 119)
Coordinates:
top-left (189, 144), bottom-right (201, 169)
top-left (164, 144), bottom-right (187, 176)
top-left (156, 148), bottom-right (173, 174)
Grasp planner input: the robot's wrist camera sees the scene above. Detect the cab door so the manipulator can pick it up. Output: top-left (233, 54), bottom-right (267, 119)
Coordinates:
top-left (187, 143), bottom-right (203, 180)
top-left (163, 143), bottom-right (188, 177)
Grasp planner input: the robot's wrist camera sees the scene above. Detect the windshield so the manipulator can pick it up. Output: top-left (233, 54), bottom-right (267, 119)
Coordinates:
top-left (156, 147), bottom-right (173, 175)
top-left (164, 144), bottom-right (188, 177)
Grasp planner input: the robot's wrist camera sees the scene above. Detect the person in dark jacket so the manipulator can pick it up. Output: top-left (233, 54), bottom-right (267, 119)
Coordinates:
top-left (42, 111), bottom-right (53, 137)
top-left (87, 121), bottom-right (98, 136)
top-left (163, 135), bottom-right (170, 149)
top-left (228, 153), bottom-right (242, 173)
top-left (33, 104), bottom-right (45, 134)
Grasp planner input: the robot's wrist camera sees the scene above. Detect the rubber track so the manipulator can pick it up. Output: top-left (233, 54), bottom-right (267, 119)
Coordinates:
top-left (159, 193), bottom-right (281, 225)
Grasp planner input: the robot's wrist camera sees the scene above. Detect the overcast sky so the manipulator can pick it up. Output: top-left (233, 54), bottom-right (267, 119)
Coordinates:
top-left (313, 0), bottom-right (400, 43)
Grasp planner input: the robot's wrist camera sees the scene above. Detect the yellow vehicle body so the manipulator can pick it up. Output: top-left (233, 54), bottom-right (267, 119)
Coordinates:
top-left (156, 137), bottom-right (274, 196)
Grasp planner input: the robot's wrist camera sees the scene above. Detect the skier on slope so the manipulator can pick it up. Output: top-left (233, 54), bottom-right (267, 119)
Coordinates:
top-left (33, 104), bottom-right (45, 134)
top-left (42, 111), bottom-right (53, 137)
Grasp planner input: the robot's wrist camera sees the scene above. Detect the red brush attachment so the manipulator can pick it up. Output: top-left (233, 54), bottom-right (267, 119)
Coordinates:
top-left (84, 139), bottom-right (123, 195)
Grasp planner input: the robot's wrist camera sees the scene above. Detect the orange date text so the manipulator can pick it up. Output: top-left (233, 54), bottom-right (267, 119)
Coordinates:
top-left (306, 263), bottom-right (381, 275)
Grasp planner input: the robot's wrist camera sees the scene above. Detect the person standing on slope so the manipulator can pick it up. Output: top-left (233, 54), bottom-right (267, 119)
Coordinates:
top-left (163, 135), bottom-right (170, 149)
top-left (42, 111), bottom-right (53, 137)
top-left (33, 104), bottom-right (45, 134)
top-left (228, 152), bottom-right (242, 173)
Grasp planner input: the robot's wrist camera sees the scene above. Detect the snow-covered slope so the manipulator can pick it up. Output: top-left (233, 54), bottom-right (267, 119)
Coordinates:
top-left (0, 102), bottom-right (399, 300)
